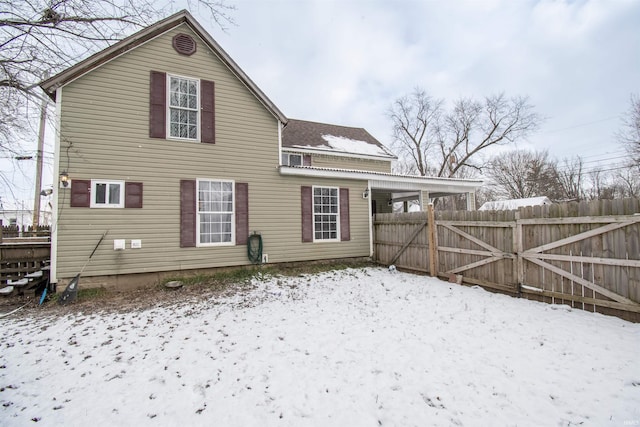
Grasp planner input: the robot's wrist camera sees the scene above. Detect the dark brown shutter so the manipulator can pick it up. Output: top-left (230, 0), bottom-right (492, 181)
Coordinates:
top-left (303, 154), bottom-right (311, 166)
top-left (201, 80), bottom-right (215, 144)
top-left (70, 179), bottom-right (91, 207)
top-left (180, 180), bottom-right (196, 247)
top-left (149, 71), bottom-right (166, 138)
top-left (301, 186), bottom-right (313, 242)
top-left (124, 182), bottom-right (143, 208)
top-left (235, 182), bottom-right (248, 245)
top-left (340, 188), bottom-right (350, 241)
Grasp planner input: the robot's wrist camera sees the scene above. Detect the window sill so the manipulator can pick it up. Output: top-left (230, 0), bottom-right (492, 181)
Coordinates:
top-left (196, 242), bottom-right (235, 248)
top-left (89, 205), bottom-right (124, 209)
top-left (166, 136), bottom-right (201, 143)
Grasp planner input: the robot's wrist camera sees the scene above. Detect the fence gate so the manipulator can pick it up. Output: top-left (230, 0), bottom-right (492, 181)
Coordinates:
top-left (373, 199), bottom-right (640, 322)
top-left (437, 218), bottom-right (517, 294)
top-left (517, 215), bottom-right (640, 319)
top-left (373, 212), bottom-right (432, 274)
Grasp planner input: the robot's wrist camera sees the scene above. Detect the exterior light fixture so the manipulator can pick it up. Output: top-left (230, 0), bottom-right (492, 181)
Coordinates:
top-left (60, 171), bottom-right (70, 188)
top-left (363, 188), bottom-right (369, 199)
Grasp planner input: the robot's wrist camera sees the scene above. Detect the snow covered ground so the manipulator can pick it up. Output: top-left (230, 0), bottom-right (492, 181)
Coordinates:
top-left (1, 267), bottom-right (639, 426)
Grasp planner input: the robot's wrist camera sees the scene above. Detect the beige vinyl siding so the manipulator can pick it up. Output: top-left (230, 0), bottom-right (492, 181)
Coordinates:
top-left (310, 153), bottom-right (392, 173)
top-left (371, 191), bottom-right (394, 214)
top-left (55, 24), bottom-right (370, 282)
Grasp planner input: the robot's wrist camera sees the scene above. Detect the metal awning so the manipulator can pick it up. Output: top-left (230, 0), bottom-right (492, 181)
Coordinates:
top-left (279, 166), bottom-right (482, 197)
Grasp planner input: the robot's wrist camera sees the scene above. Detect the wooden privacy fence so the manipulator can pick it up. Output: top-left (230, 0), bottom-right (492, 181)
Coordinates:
top-left (373, 198), bottom-right (640, 322)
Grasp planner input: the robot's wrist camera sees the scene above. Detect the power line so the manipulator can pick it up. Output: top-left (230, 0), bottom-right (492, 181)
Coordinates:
top-left (579, 155), bottom-right (630, 166)
top-left (541, 116), bottom-right (621, 134)
top-left (577, 150), bottom-right (626, 160)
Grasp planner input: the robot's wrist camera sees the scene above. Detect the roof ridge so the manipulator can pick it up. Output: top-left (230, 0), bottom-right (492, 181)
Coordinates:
top-left (39, 10), bottom-right (287, 123)
top-left (287, 118), bottom-right (365, 131)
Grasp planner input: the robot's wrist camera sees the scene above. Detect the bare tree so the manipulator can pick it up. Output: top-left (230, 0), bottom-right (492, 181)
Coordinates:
top-left (555, 156), bottom-right (584, 201)
top-left (613, 167), bottom-right (640, 198)
top-left (585, 169), bottom-right (615, 200)
top-left (617, 94), bottom-right (640, 164)
top-left (388, 88), bottom-right (442, 176)
top-left (389, 88), bottom-right (541, 179)
top-left (485, 149), bottom-right (561, 200)
top-left (0, 0), bottom-right (234, 171)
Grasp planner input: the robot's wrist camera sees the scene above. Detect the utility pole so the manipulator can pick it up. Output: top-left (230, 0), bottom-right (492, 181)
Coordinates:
top-left (32, 72), bottom-right (49, 228)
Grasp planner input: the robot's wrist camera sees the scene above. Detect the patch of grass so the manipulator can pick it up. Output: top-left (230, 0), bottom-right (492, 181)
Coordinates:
top-left (162, 266), bottom-right (270, 292)
top-left (78, 287), bottom-right (108, 299)
top-left (49, 286), bottom-right (108, 304)
top-left (52, 259), bottom-right (377, 304)
top-left (274, 259), bottom-right (374, 277)
top-left (161, 259), bottom-right (374, 288)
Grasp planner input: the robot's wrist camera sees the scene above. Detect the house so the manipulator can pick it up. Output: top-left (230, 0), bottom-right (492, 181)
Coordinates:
top-left (478, 196), bottom-right (552, 211)
top-left (40, 10), bottom-right (482, 288)
top-left (1, 207), bottom-right (52, 230)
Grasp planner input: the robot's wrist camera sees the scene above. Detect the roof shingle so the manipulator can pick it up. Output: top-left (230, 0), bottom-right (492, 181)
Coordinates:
top-left (282, 119), bottom-right (396, 159)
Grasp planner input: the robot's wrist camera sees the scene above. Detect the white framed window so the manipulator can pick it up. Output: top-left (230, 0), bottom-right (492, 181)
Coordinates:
top-left (197, 179), bottom-right (234, 246)
top-left (168, 75), bottom-right (199, 140)
top-left (313, 186), bottom-right (340, 241)
top-left (90, 180), bottom-right (124, 208)
top-left (282, 153), bottom-right (302, 166)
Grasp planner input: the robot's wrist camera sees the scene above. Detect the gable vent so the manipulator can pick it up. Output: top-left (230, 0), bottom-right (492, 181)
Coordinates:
top-left (172, 33), bottom-right (196, 56)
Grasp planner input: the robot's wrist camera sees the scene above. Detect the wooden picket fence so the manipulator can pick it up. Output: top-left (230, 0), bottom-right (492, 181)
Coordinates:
top-left (373, 198), bottom-right (640, 322)
top-left (0, 224), bottom-right (51, 240)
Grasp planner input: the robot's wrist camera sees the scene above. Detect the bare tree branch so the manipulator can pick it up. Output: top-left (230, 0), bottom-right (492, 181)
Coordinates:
top-left (556, 156), bottom-right (584, 201)
top-left (388, 87), bottom-right (442, 176)
top-left (485, 149), bottom-right (562, 200)
top-left (617, 93), bottom-right (640, 165)
top-left (0, 0), bottom-right (235, 199)
top-left (388, 88), bottom-right (541, 180)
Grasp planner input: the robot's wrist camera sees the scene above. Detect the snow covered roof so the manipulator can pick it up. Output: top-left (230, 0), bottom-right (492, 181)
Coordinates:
top-left (282, 119), bottom-right (397, 160)
top-left (478, 196), bottom-right (552, 211)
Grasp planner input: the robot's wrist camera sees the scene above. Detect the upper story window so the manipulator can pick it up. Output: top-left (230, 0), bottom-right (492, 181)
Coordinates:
top-left (169, 75), bottom-right (199, 140)
top-left (150, 71), bottom-right (214, 143)
top-left (91, 180), bottom-right (124, 208)
top-left (282, 153), bottom-right (302, 166)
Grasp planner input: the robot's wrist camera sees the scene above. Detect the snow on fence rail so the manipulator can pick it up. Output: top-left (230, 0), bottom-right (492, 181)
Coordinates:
top-left (0, 241), bottom-right (50, 288)
top-left (0, 221), bottom-right (51, 288)
top-left (373, 198), bottom-right (640, 322)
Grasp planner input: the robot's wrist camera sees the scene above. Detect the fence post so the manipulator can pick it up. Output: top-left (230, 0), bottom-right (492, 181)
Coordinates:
top-left (514, 211), bottom-right (523, 296)
top-left (427, 203), bottom-right (438, 277)
top-left (0, 219), bottom-right (3, 244)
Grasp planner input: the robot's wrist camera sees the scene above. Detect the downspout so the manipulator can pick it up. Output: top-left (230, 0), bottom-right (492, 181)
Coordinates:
top-left (50, 88), bottom-right (62, 284)
top-left (368, 181), bottom-right (373, 258)
top-left (278, 119), bottom-right (286, 165)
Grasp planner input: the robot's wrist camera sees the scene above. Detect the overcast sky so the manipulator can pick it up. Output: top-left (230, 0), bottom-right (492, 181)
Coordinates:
top-left (3, 0), bottom-right (639, 210)
top-left (202, 0), bottom-right (639, 165)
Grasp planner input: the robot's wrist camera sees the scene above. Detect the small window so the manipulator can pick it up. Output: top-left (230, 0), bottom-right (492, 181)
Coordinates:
top-left (91, 180), bottom-right (124, 208)
top-left (197, 179), bottom-right (234, 246)
top-left (313, 186), bottom-right (339, 241)
top-left (168, 75), bottom-right (199, 140)
top-left (282, 153), bottom-right (302, 166)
